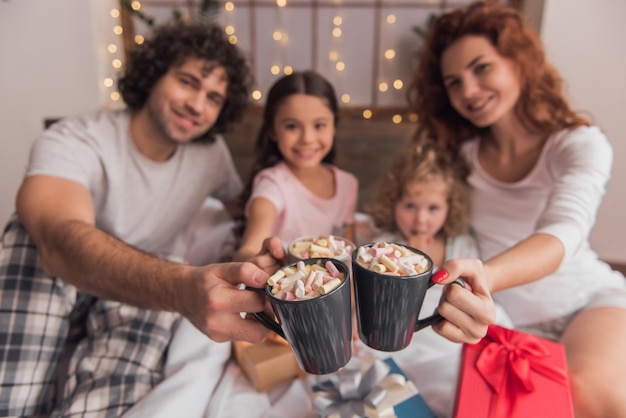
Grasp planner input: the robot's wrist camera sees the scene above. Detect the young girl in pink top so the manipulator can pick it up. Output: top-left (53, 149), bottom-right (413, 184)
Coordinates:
top-left (234, 71), bottom-right (358, 261)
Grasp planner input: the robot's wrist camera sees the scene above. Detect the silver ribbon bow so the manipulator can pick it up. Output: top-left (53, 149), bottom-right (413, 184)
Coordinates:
top-left (311, 358), bottom-right (408, 418)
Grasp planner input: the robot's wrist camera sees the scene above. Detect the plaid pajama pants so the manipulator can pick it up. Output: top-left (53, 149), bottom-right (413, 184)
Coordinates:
top-left (0, 216), bottom-right (180, 417)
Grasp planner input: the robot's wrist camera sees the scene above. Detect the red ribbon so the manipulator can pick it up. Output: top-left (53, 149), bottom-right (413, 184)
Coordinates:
top-left (474, 325), bottom-right (569, 418)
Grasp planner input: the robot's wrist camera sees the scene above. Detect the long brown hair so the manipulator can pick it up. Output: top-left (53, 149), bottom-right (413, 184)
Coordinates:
top-left (234, 71), bottom-right (339, 235)
top-left (408, 1), bottom-right (589, 165)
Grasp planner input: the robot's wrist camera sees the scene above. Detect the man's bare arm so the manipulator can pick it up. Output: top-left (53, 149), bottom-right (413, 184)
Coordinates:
top-left (16, 175), bottom-right (275, 342)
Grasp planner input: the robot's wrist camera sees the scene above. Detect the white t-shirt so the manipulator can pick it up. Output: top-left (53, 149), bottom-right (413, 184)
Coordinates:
top-left (461, 126), bottom-right (625, 325)
top-left (245, 161), bottom-right (358, 244)
top-left (27, 109), bottom-right (242, 257)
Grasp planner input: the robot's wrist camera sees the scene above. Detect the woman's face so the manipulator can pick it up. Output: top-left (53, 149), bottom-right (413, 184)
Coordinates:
top-left (440, 35), bottom-right (521, 129)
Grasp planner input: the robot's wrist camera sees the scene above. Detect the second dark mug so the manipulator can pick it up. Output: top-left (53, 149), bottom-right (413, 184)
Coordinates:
top-left (251, 257), bottom-right (352, 375)
top-left (352, 242), bottom-right (462, 352)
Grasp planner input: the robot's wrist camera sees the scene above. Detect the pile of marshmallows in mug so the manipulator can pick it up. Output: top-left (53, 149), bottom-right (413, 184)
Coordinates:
top-left (268, 239), bottom-right (430, 301)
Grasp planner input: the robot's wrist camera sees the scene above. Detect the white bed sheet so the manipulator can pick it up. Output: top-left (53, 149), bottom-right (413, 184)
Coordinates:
top-left (123, 295), bottom-right (513, 418)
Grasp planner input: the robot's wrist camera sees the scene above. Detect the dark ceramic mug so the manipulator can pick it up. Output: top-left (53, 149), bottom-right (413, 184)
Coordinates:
top-left (250, 258), bottom-right (352, 375)
top-left (352, 243), bottom-right (464, 352)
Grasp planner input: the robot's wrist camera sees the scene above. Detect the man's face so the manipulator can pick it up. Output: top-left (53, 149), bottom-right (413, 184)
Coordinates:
top-left (145, 57), bottom-right (228, 146)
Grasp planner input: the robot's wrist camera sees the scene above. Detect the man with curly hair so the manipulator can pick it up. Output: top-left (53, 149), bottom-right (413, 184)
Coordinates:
top-left (0, 22), bottom-right (284, 417)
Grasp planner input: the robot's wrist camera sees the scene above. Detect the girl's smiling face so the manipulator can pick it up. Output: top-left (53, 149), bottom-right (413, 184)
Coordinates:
top-left (272, 94), bottom-right (335, 172)
top-left (441, 35), bottom-right (521, 129)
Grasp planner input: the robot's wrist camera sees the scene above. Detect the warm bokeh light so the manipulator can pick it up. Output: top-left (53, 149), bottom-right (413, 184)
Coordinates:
top-left (328, 51), bottom-right (339, 61)
top-left (131, 1), bottom-right (141, 10)
top-left (284, 66), bottom-right (293, 75)
top-left (228, 35), bottom-right (238, 44)
top-left (113, 25), bottom-right (123, 35)
top-left (225, 25), bottom-right (235, 35)
top-left (107, 44), bottom-right (117, 53)
top-left (252, 90), bottom-right (262, 100)
top-left (335, 61), bottom-right (345, 71)
top-left (134, 35), bottom-right (144, 44)
top-left (384, 49), bottom-right (396, 60)
top-left (393, 79), bottom-right (403, 90)
top-left (392, 114), bottom-right (403, 124)
top-left (341, 94), bottom-right (350, 103)
top-left (332, 28), bottom-right (342, 38)
top-left (271, 65), bottom-right (280, 75)
top-left (386, 14), bottom-right (396, 24)
top-left (273, 31), bottom-right (282, 41)
top-left (103, 78), bottom-right (114, 88)
top-left (362, 109), bottom-right (373, 119)
top-left (378, 82), bottom-right (389, 92)
top-left (110, 9), bottom-right (120, 18)
top-left (225, 2), bottom-right (234, 12)
top-left (110, 91), bottom-right (121, 101)
top-left (276, 0), bottom-right (287, 7)
top-left (408, 113), bottom-right (419, 122)
top-left (333, 16), bottom-right (343, 26)
top-left (112, 59), bottom-right (122, 69)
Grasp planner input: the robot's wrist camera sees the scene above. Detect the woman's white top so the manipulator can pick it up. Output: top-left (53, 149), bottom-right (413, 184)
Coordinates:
top-left (462, 126), bottom-right (625, 325)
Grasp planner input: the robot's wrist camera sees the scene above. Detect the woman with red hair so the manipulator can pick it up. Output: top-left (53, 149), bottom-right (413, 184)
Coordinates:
top-left (409, 1), bottom-right (626, 416)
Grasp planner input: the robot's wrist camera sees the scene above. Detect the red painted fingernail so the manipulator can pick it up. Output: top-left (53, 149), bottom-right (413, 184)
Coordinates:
top-left (432, 269), bottom-right (449, 283)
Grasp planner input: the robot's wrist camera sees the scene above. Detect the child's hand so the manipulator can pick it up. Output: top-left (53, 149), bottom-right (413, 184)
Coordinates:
top-left (247, 236), bottom-right (286, 275)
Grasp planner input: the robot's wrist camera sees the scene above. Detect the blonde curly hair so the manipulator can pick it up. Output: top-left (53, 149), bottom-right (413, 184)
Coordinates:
top-left (367, 138), bottom-right (469, 240)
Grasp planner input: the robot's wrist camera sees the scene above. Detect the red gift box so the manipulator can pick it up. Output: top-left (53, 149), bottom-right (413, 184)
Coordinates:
top-left (453, 324), bottom-right (574, 418)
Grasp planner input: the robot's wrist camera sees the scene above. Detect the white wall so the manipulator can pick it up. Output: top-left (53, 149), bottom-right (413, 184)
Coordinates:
top-left (1, 0), bottom-right (624, 263)
top-left (541, 0), bottom-right (626, 263)
top-left (0, 0), bottom-right (110, 225)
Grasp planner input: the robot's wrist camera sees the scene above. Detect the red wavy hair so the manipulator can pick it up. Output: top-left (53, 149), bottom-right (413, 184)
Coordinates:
top-left (408, 1), bottom-right (589, 168)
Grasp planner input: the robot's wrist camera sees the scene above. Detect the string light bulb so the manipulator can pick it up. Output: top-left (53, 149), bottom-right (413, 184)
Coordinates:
top-left (335, 61), bottom-right (345, 71)
top-left (384, 49), bottom-right (395, 60)
top-left (224, 2), bottom-right (234, 12)
top-left (362, 109), bottom-right (373, 119)
top-left (131, 1), bottom-right (141, 10)
top-left (134, 34), bottom-right (144, 44)
top-left (393, 79), bottom-right (403, 90)
top-left (341, 94), bottom-right (350, 104)
top-left (392, 114), bottom-right (402, 124)
top-left (252, 90), bottom-right (262, 100)
top-left (378, 82), bottom-right (388, 92)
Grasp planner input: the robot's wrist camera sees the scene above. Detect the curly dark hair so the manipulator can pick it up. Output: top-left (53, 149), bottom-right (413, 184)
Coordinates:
top-left (408, 1), bottom-right (590, 168)
top-left (236, 70), bottom-right (339, 220)
top-left (368, 138), bottom-right (469, 240)
top-left (118, 21), bottom-right (252, 142)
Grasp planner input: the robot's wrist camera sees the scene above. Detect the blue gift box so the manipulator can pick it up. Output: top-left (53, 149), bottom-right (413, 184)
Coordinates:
top-left (312, 357), bottom-right (435, 418)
